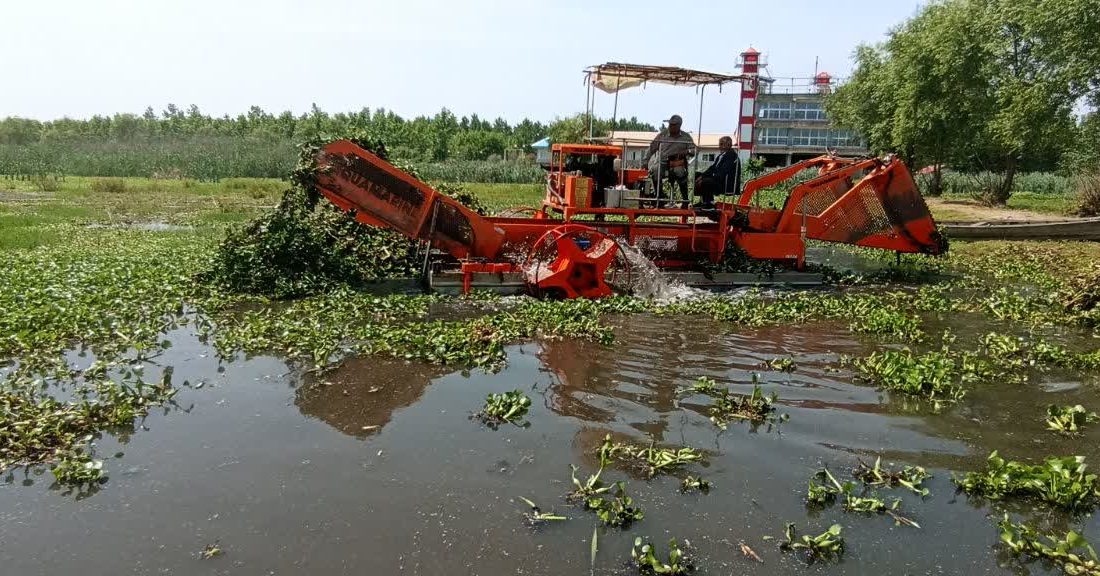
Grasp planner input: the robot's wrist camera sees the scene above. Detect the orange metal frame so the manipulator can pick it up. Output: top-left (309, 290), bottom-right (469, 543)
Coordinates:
top-left (313, 140), bottom-right (944, 297)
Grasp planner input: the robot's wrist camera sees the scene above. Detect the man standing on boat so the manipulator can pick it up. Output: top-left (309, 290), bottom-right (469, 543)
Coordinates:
top-left (641, 114), bottom-right (696, 208)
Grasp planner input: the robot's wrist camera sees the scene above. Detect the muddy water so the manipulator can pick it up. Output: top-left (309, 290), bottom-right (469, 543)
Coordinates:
top-left (2, 310), bottom-right (1098, 575)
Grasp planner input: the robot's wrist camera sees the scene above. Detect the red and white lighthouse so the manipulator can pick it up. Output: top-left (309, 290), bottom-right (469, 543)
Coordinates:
top-left (736, 47), bottom-right (762, 163)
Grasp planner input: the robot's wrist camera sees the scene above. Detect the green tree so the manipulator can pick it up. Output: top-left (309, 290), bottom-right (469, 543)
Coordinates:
top-left (828, 0), bottom-right (1098, 204)
top-left (450, 130), bottom-right (506, 160)
top-left (0, 117), bottom-right (43, 145)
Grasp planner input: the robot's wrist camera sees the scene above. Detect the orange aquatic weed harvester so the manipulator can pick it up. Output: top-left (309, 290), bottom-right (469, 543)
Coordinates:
top-left (311, 61), bottom-right (943, 298)
top-left (312, 139), bottom-right (944, 299)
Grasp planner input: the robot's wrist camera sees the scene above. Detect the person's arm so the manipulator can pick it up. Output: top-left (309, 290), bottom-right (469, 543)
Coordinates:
top-left (700, 159), bottom-right (715, 177)
top-left (641, 134), bottom-right (661, 165)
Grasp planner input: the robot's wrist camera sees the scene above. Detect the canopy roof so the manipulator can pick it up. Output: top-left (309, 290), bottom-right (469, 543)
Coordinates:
top-left (585, 63), bottom-right (751, 93)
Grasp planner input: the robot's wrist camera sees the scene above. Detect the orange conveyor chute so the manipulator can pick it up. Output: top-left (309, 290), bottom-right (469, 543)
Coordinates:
top-left (741, 155), bottom-right (946, 255)
top-left (311, 139), bottom-right (507, 260)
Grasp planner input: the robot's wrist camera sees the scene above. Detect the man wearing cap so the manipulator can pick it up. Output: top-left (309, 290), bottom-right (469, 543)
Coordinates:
top-left (641, 114), bottom-right (696, 208)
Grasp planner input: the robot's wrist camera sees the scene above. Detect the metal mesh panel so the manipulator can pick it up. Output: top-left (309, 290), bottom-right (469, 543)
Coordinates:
top-left (857, 185), bottom-right (894, 236)
top-left (796, 179), bottom-right (848, 216)
top-left (816, 180), bottom-right (894, 244)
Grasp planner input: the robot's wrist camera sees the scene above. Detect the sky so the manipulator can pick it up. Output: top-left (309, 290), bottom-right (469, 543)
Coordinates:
top-left (1, 0), bottom-right (926, 132)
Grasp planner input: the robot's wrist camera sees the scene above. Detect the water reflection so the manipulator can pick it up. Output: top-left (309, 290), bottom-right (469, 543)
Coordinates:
top-left (295, 356), bottom-right (447, 439)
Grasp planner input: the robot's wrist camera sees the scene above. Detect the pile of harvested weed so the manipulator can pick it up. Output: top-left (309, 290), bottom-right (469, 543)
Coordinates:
top-left (202, 134), bottom-right (484, 298)
top-left (1061, 263), bottom-right (1100, 325)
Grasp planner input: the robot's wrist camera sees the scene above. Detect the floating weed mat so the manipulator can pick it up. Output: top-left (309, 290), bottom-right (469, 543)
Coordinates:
top-left (779, 523), bottom-right (845, 563)
top-left (999, 515), bottom-right (1100, 576)
top-left (0, 229), bottom-right (219, 377)
top-left (1047, 405), bottom-right (1100, 435)
top-left (210, 296), bottom-right (645, 371)
top-left (201, 134), bottom-right (488, 299)
top-left (1061, 264), bottom-right (1100, 328)
top-left (474, 389), bottom-right (531, 428)
top-left (954, 451), bottom-right (1100, 511)
top-left (631, 537), bottom-right (695, 575)
top-left (0, 229), bottom-right (224, 486)
top-left (687, 376), bottom-right (785, 430)
top-left (659, 290), bottom-right (928, 342)
top-left (848, 333), bottom-right (1100, 406)
top-left (849, 348), bottom-right (975, 404)
top-left (599, 434), bottom-right (705, 479)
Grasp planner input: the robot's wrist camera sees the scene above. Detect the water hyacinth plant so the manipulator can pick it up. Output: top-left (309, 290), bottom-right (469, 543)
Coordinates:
top-left (806, 466), bottom-right (918, 527)
top-left (599, 435), bottom-right (705, 478)
top-left (764, 356), bottom-right (796, 373)
top-left (585, 481), bottom-right (644, 528)
top-left (516, 496), bottom-right (568, 527)
top-left (679, 475), bottom-right (710, 494)
top-left (474, 389), bottom-right (532, 428)
top-left (954, 451), bottom-right (1100, 511)
top-left (999, 515), bottom-right (1100, 576)
top-left (631, 537), bottom-right (695, 575)
top-left (851, 348), bottom-right (968, 403)
top-left (1046, 405), bottom-right (1100, 435)
top-left (779, 523), bottom-right (845, 563)
top-left (568, 461), bottom-right (612, 502)
top-left (688, 376), bottom-right (784, 430)
top-left (853, 457), bottom-right (932, 496)
top-left (50, 449), bottom-right (106, 488)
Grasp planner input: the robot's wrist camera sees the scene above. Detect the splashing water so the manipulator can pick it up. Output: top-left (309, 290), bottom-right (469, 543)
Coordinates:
top-left (616, 243), bottom-right (706, 302)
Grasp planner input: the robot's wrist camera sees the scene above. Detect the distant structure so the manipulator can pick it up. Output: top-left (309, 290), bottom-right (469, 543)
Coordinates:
top-left (739, 48), bottom-right (868, 166)
top-left (530, 137), bottom-right (551, 164)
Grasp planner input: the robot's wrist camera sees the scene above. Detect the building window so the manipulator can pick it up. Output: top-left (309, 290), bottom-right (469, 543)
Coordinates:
top-left (757, 101), bottom-right (791, 120)
top-left (759, 127), bottom-right (788, 146)
top-left (793, 101), bottom-right (827, 121)
top-left (790, 128), bottom-right (829, 147)
top-left (700, 153), bottom-right (717, 162)
top-left (830, 129), bottom-right (861, 147)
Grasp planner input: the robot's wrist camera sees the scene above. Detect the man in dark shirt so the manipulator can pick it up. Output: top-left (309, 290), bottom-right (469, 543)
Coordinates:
top-left (693, 136), bottom-right (740, 208)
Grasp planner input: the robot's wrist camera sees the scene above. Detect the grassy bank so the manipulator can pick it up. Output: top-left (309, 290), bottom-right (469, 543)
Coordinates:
top-left (1, 176), bottom-right (1077, 250)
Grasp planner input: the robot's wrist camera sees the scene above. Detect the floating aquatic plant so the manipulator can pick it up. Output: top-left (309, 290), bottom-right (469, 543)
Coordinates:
top-left (475, 389), bottom-right (531, 428)
top-left (631, 537), bottom-right (695, 575)
top-left (688, 376), bottom-right (784, 430)
top-left (764, 356), bottom-right (796, 373)
top-left (1046, 405), bottom-right (1100, 435)
top-left (599, 434), bottom-right (705, 478)
top-left (680, 475), bottom-right (710, 494)
top-left (851, 348), bottom-right (968, 402)
top-left (999, 514), bottom-right (1100, 576)
top-left (586, 481), bottom-right (644, 528)
top-left (806, 466), bottom-right (918, 527)
top-left (852, 457), bottom-right (931, 496)
top-left (779, 523), bottom-right (844, 563)
top-left (954, 451), bottom-right (1100, 511)
top-left (516, 496), bottom-right (568, 526)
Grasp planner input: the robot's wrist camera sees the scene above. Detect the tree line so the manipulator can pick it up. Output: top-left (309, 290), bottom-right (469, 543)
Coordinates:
top-left (826, 0), bottom-right (1099, 205)
top-left (0, 106), bottom-right (654, 163)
